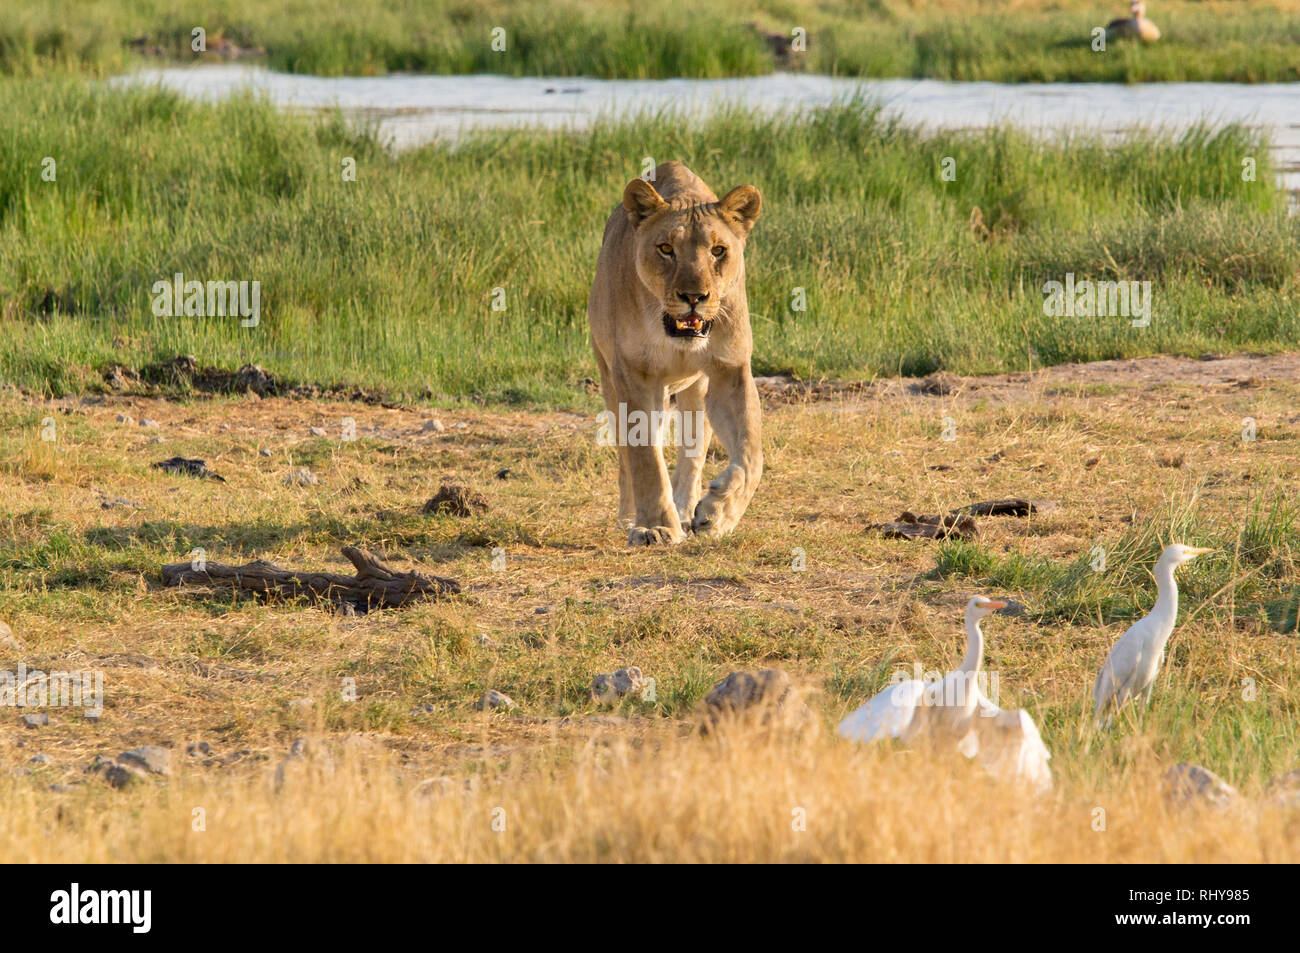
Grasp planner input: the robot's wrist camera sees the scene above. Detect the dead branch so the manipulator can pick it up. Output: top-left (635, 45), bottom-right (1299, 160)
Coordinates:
top-left (160, 545), bottom-right (459, 609)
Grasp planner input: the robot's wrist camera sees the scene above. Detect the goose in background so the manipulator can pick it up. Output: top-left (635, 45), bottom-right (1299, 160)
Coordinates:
top-left (1107, 1), bottom-right (1162, 42)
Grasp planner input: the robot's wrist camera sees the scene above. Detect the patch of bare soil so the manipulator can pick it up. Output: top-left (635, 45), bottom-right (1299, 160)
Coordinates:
top-left (755, 351), bottom-right (1300, 406)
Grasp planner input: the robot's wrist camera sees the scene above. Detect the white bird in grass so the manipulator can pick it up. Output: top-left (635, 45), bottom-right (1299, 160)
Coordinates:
top-left (1092, 543), bottom-right (1213, 728)
top-left (1106, 0), bottom-right (1161, 43)
top-left (838, 596), bottom-right (1053, 791)
top-left (968, 692), bottom-right (1054, 793)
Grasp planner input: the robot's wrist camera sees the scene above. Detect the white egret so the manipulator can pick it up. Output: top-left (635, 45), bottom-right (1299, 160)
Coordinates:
top-left (839, 596), bottom-right (1053, 790)
top-left (1092, 543), bottom-right (1212, 728)
top-left (837, 596), bottom-right (1003, 745)
top-left (969, 693), bottom-right (1054, 793)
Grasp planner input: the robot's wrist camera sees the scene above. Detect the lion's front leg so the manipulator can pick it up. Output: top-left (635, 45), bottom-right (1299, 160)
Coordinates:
top-left (670, 376), bottom-right (711, 528)
top-left (614, 367), bottom-right (686, 546)
top-left (691, 365), bottom-right (762, 538)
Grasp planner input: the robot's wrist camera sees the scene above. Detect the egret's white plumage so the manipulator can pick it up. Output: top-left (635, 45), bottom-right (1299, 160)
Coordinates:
top-left (836, 677), bottom-right (927, 743)
top-left (1092, 543), bottom-right (1212, 728)
top-left (838, 596), bottom-right (1053, 790)
top-left (837, 597), bottom-right (998, 744)
top-left (970, 693), bottom-right (1053, 793)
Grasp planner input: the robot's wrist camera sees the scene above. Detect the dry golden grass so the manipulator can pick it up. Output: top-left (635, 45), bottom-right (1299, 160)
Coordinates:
top-left (0, 352), bottom-right (1297, 862)
top-left (3, 726), bottom-right (1297, 863)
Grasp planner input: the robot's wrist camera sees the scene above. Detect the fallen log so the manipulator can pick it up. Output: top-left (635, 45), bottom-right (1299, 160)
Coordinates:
top-left (160, 545), bottom-right (460, 610)
top-left (870, 498), bottom-right (1058, 541)
top-left (954, 498), bottom-right (1058, 517)
top-left (873, 511), bottom-right (979, 541)
top-left (152, 456), bottom-right (226, 482)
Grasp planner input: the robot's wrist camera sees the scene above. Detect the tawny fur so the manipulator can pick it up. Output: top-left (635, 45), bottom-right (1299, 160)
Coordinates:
top-left (587, 161), bottom-right (764, 545)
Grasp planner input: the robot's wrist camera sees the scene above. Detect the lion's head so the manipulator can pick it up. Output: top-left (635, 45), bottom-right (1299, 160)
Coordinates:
top-left (622, 177), bottom-right (762, 343)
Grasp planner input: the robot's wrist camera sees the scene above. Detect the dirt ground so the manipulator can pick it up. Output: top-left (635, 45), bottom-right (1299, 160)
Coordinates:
top-left (1, 350), bottom-right (1297, 804)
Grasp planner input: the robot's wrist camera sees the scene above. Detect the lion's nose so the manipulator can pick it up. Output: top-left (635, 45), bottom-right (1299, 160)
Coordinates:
top-left (677, 292), bottom-right (708, 307)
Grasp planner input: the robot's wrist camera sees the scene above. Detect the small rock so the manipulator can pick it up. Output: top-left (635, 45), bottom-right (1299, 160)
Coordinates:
top-left (1267, 770), bottom-right (1300, 809)
top-left (422, 482), bottom-right (488, 517)
top-left (236, 363), bottom-right (275, 396)
top-left (147, 436), bottom-right (166, 444)
top-left (152, 456), bottom-right (226, 482)
top-left (415, 776), bottom-right (457, 797)
top-left (186, 741), bottom-right (212, 757)
top-left (496, 468), bottom-right (511, 480)
top-left (140, 418), bottom-right (160, 428)
top-left (590, 667), bottom-right (646, 704)
top-left (283, 468), bottom-right (318, 486)
top-left (100, 496), bottom-right (134, 509)
top-left (28, 754), bottom-right (51, 765)
top-left (84, 754), bottom-right (114, 774)
top-left (1163, 763), bottom-right (1237, 808)
top-left (22, 713), bottom-right (49, 728)
top-left (259, 448), bottom-right (272, 457)
top-left (118, 746), bottom-right (171, 777)
top-left (912, 372), bottom-right (962, 396)
top-left (701, 668), bottom-right (814, 735)
top-left (103, 366), bottom-right (133, 390)
top-left (476, 689), bottom-right (515, 711)
top-left (309, 426), bottom-right (328, 437)
top-left (474, 633), bottom-right (495, 648)
top-left (454, 422), bottom-right (468, 430)
top-left (534, 606), bottom-right (549, 615)
top-left (47, 784), bottom-right (76, 793)
top-left (116, 413), bottom-right (135, 424)
top-left (421, 419), bottom-right (446, 433)
top-left (103, 764), bottom-right (140, 789)
top-left (274, 736), bottom-right (334, 791)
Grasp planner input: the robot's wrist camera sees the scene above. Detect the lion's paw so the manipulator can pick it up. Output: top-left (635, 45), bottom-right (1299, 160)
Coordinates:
top-left (628, 525), bottom-right (683, 546)
top-left (691, 493), bottom-right (740, 538)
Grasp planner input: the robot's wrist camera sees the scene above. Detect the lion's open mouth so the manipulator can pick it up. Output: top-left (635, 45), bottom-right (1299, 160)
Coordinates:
top-left (663, 312), bottom-right (712, 339)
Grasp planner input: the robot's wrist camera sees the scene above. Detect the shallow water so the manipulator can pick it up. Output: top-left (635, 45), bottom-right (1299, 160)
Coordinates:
top-left (117, 66), bottom-right (1300, 191)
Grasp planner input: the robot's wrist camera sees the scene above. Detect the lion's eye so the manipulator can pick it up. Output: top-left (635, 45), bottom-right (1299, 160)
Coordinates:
top-left (656, 243), bottom-right (674, 256)
top-left (711, 245), bottom-right (727, 258)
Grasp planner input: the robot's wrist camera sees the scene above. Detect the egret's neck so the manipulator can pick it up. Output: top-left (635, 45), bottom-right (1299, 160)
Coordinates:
top-left (1151, 558), bottom-right (1180, 641)
top-left (960, 611), bottom-right (985, 676)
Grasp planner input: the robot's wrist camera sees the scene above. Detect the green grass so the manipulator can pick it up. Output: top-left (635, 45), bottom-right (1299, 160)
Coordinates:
top-left (3, 0), bottom-right (1300, 82)
top-left (935, 490), bottom-right (1300, 627)
top-left (1, 79), bottom-right (1298, 404)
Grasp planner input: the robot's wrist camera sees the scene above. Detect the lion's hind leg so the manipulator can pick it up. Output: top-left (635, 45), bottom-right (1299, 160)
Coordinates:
top-left (595, 349), bottom-right (635, 529)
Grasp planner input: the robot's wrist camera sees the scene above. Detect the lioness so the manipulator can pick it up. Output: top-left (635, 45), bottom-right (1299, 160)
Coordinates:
top-left (588, 162), bottom-right (763, 545)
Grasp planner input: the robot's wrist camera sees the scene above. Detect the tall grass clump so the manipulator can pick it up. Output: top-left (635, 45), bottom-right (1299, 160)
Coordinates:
top-left (937, 490), bottom-right (1300, 628)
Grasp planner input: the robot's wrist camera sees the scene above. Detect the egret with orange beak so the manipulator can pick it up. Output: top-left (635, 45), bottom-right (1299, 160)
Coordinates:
top-left (1093, 543), bottom-right (1214, 728)
top-left (839, 596), bottom-right (1053, 790)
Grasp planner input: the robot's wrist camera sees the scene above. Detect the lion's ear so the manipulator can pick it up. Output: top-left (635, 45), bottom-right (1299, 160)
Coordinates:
top-left (623, 178), bottom-right (667, 226)
top-left (719, 185), bottom-right (762, 236)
